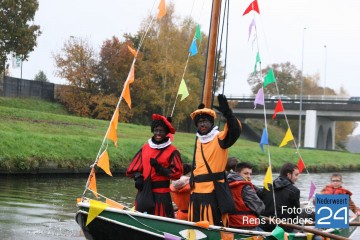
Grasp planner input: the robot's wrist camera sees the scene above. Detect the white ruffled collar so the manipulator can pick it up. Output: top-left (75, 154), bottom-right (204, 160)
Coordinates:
top-left (196, 126), bottom-right (219, 143)
top-left (148, 138), bottom-right (172, 149)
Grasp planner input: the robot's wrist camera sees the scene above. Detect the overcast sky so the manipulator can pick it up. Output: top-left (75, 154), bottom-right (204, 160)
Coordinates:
top-left (8, 0), bottom-right (360, 133)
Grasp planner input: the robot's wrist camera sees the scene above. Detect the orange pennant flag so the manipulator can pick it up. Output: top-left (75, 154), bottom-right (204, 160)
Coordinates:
top-left (106, 198), bottom-right (125, 210)
top-left (157, 0), bottom-right (166, 20)
top-left (272, 99), bottom-right (284, 119)
top-left (106, 107), bottom-right (119, 147)
top-left (86, 199), bottom-right (108, 226)
top-left (279, 128), bottom-right (294, 147)
top-left (195, 221), bottom-right (210, 229)
top-left (123, 64), bottom-right (135, 109)
top-left (88, 168), bottom-right (98, 198)
top-left (97, 150), bottom-right (112, 176)
top-left (127, 45), bottom-right (137, 57)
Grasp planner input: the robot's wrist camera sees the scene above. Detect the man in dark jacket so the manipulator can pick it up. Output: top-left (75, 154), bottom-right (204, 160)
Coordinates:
top-left (258, 163), bottom-right (300, 232)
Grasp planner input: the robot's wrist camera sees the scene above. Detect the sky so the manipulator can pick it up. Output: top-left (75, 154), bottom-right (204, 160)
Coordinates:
top-left (8, 0), bottom-right (360, 133)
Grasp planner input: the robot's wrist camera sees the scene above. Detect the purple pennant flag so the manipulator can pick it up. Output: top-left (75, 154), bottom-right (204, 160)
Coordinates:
top-left (259, 128), bottom-right (268, 152)
top-left (254, 87), bottom-right (264, 109)
top-left (308, 180), bottom-right (316, 200)
top-left (164, 233), bottom-right (182, 240)
top-left (248, 18), bottom-right (256, 41)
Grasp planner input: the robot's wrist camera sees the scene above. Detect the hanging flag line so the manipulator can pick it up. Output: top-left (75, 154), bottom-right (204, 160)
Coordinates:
top-left (83, 0), bottom-right (166, 197)
top-left (245, 0), bottom-right (315, 207)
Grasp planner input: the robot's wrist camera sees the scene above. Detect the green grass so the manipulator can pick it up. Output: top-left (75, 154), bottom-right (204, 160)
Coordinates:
top-left (0, 97), bottom-right (359, 173)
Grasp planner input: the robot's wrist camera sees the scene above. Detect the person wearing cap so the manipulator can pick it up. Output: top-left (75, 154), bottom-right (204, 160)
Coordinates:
top-left (188, 94), bottom-right (242, 226)
top-left (126, 114), bottom-right (183, 217)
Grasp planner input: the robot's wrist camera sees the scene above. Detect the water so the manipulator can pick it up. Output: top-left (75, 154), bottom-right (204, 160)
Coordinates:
top-left (0, 172), bottom-right (359, 239)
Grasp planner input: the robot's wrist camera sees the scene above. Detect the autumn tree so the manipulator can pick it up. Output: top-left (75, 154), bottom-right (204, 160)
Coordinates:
top-left (0, 0), bottom-right (41, 74)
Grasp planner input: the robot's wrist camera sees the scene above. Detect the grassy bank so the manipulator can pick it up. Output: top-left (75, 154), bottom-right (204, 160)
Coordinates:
top-left (0, 97), bottom-right (359, 174)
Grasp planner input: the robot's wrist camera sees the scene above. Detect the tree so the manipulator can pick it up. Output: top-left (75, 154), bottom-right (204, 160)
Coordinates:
top-left (34, 70), bottom-right (48, 82)
top-left (0, 0), bottom-right (41, 74)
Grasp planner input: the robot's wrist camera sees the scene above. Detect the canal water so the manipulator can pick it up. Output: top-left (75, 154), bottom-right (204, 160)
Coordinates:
top-left (1, 172), bottom-right (359, 239)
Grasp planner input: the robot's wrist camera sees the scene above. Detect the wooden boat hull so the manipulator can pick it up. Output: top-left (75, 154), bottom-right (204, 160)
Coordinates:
top-left (76, 202), bottom-right (358, 240)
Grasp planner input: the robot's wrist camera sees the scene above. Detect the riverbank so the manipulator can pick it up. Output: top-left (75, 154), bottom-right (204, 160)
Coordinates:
top-left (1, 97), bottom-right (360, 175)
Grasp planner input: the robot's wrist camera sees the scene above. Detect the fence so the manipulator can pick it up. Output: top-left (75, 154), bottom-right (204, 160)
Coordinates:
top-left (1, 76), bottom-right (55, 101)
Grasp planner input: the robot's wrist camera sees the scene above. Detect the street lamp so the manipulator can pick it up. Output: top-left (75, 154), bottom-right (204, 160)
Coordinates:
top-left (323, 45), bottom-right (327, 97)
top-left (298, 27), bottom-right (306, 148)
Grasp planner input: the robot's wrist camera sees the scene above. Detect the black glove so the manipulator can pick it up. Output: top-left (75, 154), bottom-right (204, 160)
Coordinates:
top-left (214, 94), bottom-right (232, 118)
top-left (150, 158), bottom-right (162, 173)
top-left (134, 173), bottom-right (144, 191)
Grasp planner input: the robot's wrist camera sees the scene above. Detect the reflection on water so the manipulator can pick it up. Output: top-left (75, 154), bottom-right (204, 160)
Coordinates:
top-left (0, 172), bottom-right (359, 239)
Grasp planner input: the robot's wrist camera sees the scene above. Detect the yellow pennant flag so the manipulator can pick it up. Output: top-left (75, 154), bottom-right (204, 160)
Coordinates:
top-left (86, 199), bottom-right (108, 226)
top-left (123, 64), bottom-right (135, 109)
top-left (88, 168), bottom-right (98, 198)
top-left (157, 0), bottom-right (166, 20)
top-left (106, 198), bottom-right (125, 210)
top-left (106, 107), bottom-right (119, 147)
top-left (127, 45), bottom-right (137, 57)
top-left (177, 78), bottom-right (189, 101)
top-left (279, 128), bottom-right (294, 147)
top-left (97, 150), bottom-right (112, 176)
top-left (263, 166), bottom-right (272, 191)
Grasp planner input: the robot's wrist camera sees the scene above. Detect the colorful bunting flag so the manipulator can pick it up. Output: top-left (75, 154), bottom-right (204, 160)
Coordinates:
top-left (272, 99), bottom-right (284, 119)
top-left (157, 0), bottom-right (166, 20)
top-left (177, 79), bottom-right (189, 101)
top-left (259, 128), bottom-right (268, 152)
top-left (97, 150), bottom-right (112, 176)
top-left (243, 0), bottom-right (260, 16)
top-left (271, 225), bottom-right (285, 240)
top-left (86, 199), bottom-right (108, 226)
top-left (106, 198), bottom-right (125, 209)
top-left (189, 38), bottom-right (198, 56)
top-left (308, 180), bottom-right (316, 201)
top-left (88, 168), bottom-right (98, 198)
top-left (127, 45), bottom-right (137, 57)
top-left (279, 128), bottom-right (294, 147)
top-left (123, 64), bottom-right (135, 109)
top-left (248, 18), bottom-right (256, 41)
top-left (220, 231), bottom-right (234, 240)
top-left (254, 51), bottom-right (261, 74)
top-left (263, 166), bottom-right (272, 191)
top-left (254, 87), bottom-right (264, 108)
top-left (297, 158), bottom-right (305, 173)
top-left (194, 221), bottom-right (210, 228)
top-left (195, 25), bottom-right (202, 42)
top-left (106, 107), bottom-right (119, 147)
top-left (164, 233), bottom-right (182, 240)
top-left (264, 68), bottom-right (276, 87)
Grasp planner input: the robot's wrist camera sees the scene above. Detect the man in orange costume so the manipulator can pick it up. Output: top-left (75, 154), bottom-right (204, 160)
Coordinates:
top-left (320, 173), bottom-right (360, 215)
top-left (188, 94), bottom-right (242, 226)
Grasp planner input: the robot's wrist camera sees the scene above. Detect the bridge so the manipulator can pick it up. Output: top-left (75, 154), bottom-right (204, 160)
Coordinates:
top-left (227, 95), bottom-right (360, 150)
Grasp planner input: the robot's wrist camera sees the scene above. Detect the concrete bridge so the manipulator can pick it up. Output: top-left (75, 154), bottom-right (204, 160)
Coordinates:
top-left (227, 96), bottom-right (360, 150)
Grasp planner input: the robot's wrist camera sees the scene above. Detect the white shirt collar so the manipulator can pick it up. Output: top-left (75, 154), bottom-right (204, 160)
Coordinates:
top-left (196, 126), bottom-right (219, 143)
top-left (148, 138), bottom-right (172, 149)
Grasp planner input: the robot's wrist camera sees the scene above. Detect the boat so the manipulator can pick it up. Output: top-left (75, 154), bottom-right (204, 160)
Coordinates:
top-left (75, 0), bottom-right (359, 239)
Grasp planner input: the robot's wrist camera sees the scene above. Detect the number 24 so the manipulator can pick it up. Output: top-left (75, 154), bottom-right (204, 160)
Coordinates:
top-left (317, 207), bottom-right (348, 225)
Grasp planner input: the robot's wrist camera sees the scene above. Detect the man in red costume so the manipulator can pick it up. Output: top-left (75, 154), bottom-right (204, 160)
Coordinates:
top-left (320, 173), bottom-right (360, 215)
top-left (188, 94), bottom-right (242, 226)
top-left (227, 162), bottom-right (265, 230)
top-left (126, 114), bottom-right (183, 217)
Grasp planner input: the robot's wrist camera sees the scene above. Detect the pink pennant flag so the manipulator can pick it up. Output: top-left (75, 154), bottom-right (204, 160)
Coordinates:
top-left (308, 180), bottom-right (316, 200)
top-left (254, 87), bottom-right (264, 109)
top-left (248, 18), bottom-right (256, 41)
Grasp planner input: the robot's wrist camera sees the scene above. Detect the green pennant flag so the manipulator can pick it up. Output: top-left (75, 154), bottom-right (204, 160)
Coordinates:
top-left (287, 233), bottom-right (295, 240)
top-left (195, 25), bottom-right (202, 42)
top-left (263, 68), bottom-right (276, 87)
top-left (271, 225), bottom-right (285, 240)
top-left (253, 51), bottom-right (261, 74)
top-left (177, 78), bottom-right (189, 101)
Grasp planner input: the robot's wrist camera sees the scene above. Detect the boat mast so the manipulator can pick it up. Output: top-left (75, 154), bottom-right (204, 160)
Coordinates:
top-left (202, 0), bottom-right (221, 108)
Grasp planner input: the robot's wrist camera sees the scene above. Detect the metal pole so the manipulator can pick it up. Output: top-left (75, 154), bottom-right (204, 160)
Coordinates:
top-left (323, 45), bottom-right (327, 97)
top-left (298, 27), bottom-right (306, 147)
